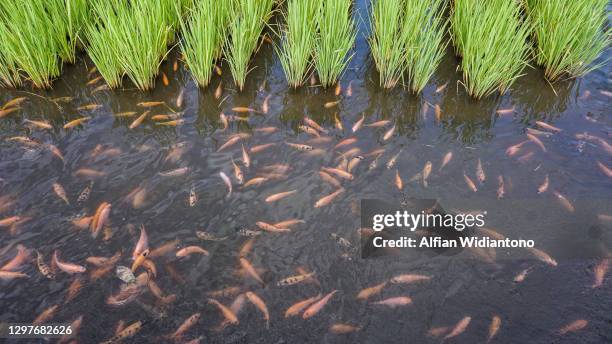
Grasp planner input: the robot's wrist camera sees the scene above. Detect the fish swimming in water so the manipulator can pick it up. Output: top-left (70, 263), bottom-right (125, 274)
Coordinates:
top-left (245, 291), bottom-right (269, 329)
top-left (53, 251), bottom-right (86, 274)
top-left (303, 290), bottom-right (338, 319)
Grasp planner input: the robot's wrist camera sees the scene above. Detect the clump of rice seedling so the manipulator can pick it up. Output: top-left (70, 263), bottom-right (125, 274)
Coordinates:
top-left (314, 0), bottom-right (356, 88)
top-left (0, 1), bottom-right (62, 88)
top-left (86, 0), bottom-right (178, 90)
top-left (225, 0), bottom-right (275, 91)
top-left (0, 22), bottom-right (22, 87)
top-left (276, 0), bottom-right (321, 88)
top-left (402, 0), bottom-right (447, 93)
top-left (451, 0), bottom-right (531, 99)
top-left (47, 0), bottom-right (89, 64)
top-left (525, 0), bottom-right (611, 81)
top-left (179, 0), bottom-right (234, 87)
top-left (369, 0), bottom-right (406, 88)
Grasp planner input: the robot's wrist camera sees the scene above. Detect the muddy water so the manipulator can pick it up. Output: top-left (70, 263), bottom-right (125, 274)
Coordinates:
top-left (1, 2), bottom-right (611, 344)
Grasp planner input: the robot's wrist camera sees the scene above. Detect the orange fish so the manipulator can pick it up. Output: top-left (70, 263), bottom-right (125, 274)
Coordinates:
top-left (265, 190), bottom-right (297, 203)
top-left (169, 313), bottom-right (200, 340)
top-left (314, 188), bottom-right (345, 208)
top-left (245, 291), bottom-right (269, 329)
top-left (63, 117), bottom-right (90, 129)
top-left (329, 323), bottom-right (361, 334)
top-left (558, 319), bottom-right (587, 335)
top-left (463, 173), bottom-right (478, 192)
top-left (285, 294), bottom-right (321, 318)
top-left (303, 290), bottom-right (337, 319)
top-left (389, 274), bottom-right (431, 284)
top-left (176, 246), bottom-right (210, 257)
top-left (33, 305), bottom-right (59, 325)
top-left (209, 298), bottom-right (239, 325)
top-left (239, 257), bottom-right (264, 285)
top-left (90, 202), bottom-right (111, 238)
top-left (444, 316), bottom-right (471, 340)
top-left (357, 282), bottom-right (387, 300)
top-left (53, 251), bottom-right (86, 274)
top-left (553, 191), bottom-right (574, 212)
top-left (591, 258), bottom-right (609, 288)
top-left (129, 111), bottom-right (150, 129)
top-left (372, 296), bottom-right (412, 307)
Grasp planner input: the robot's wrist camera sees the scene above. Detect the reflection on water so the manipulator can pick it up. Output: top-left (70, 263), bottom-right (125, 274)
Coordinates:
top-left (0, 2), bottom-right (611, 343)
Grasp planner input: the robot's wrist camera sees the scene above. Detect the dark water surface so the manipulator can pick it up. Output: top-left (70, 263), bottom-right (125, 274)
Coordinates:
top-left (1, 1), bottom-right (611, 343)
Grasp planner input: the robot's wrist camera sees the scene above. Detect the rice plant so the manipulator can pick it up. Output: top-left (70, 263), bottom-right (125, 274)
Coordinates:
top-left (0, 22), bottom-right (22, 88)
top-left (178, 0), bottom-right (234, 87)
top-left (86, 0), bottom-right (177, 90)
top-left (451, 0), bottom-right (531, 99)
top-left (225, 0), bottom-right (276, 91)
top-left (315, 0), bottom-right (356, 88)
top-left (47, 0), bottom-right (89, 64)
top-left (402, 0), bottom-right (447, 93)
top-left (276, 0), bottom-right (321, 88)
top-left (525, 0), bottom-right (611, 81)
top-left (0, 1), bottom-right (62, 88)
top-left (369, 0), bottom-right (406, 88)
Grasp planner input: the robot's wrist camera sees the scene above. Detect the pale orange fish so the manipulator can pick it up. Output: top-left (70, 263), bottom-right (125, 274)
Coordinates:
top-left (0, 270), bottom-right (28, 280)
top-left (497, 175), bottom-right (505, 199)
top-left (435, 82), bottom-right (448, 93)
top-left (72, 216), bottom-right (92, 230)
top-left (346, 81), bottom-right (353, 96)
top-left (535, 121), bottom-right (561, 132)
top-left (1, 245), bottom-right (29, 271)
top-left (161, 72), bottom-right (169, 86)
top-left (24, 119), bottom-right (52, 130)
top-left (357, 282), bottom-right (387, 300)
top-left (314, 188), bottom-right (345, 208)
top-left (372, 296), bottom-right (412, 307)
top-left (232, 159), bottom-right (244, 184)
top-left (262, 94), bottom-right (271, 114)
top-left (239, 239), bottom-right (255, 258)
top-left (87, 75), bottom-right (103, 86)
top-left (214, 82), bottom-right (223, 99)
top-left (597, 161), bottom-right (612, 178)
top-left (128, 111), bottom-right (150, 129)
top-left (517, 151), bottom-right (534, 163)
top-left (209, 298), bottom-right (239, 325)
top-left (303, 290), bottom-right (338, 319)
top-left (322, 167), bottom-right (354, 180)
top-left (427, 326), bottom-right (450, 338)
top-left (285, 294), bottom-right (321, 318)
top-left (537, 174), bottom-right (549, 194)
top-left (113, 111), bottom-right (137, 117)
top-left (476, 159), bottom-right (486, 183)
top-left (0, 216), bottom-right (22, 228)
top-left (63, 117), bottom-right (90, 129)
top-left (422, 161), bottom-right (433, 187)
top-left (86, 252), bottom-right (121, 267)
top-left (558, 319), bottom-right (587, 335)
top-left (352, 114), bottom-right (365, 133)
top-left (256, 221), bottom-right (290, 233)
top-left (591, 258), bottom-right (609, 288)
top-left (53, 251), bottom-right (86, 274)
top-left (220, 172), bottom-right (232, 197)
top-left (526, 133), bottom-right (547, 152)
top-left (273, 219), bottom-right (305, 228)
top-left (324, 100), bottom-right (340, 108)
top-left (90, 202), bottom-right (111, 238)
top-left (496, 106), bottom-right (515, 115)
top-left (265, 190), bottom-right (297, 203)
top-left (513, 266), bottom-right (533, 283)
top-left (435, 104), bottom-right (441, 122)
top-left (334, 113), bottom-right (343, 130)
top-left (219, 112), bottom-right (229, 130)
top-left (464, 173), bottom-right (478, 192)
top-left (60, 315), bottom-right (83, 343)
top-left (527, 247), bottom-right (557, 266)
top-left (250, 143), bottom-right (276, 154)
top-left (553, 191), bottom-right (574, 212)
top-left (156, 119), bottom-right (184, 126)
top-left (92, 84), bottom-right (110, 93)
top-left (137, 101), bottom-right (165, 108)
top-left (33, 305), bottom-right (59, 325)
top-left (338, 147), bottom-right (361, 159)
top-left (132, 225), bottom-right (149, 260)
top-left (347, 156), bottom-right (363, 172)
top-left (232, 106), bottom-right (256, 113)
top-left (505, 140), bottom-right (528, 156)
top-left (487, 315), bottom-right (501, 343)
top-left (0, 107), bottom-right (20, 118)
top-left (244, 177), bottom-right (268, 188)
top-left (176, 246), bottom-right (209, 257)
top-left (76, 104), bottom-right (102, 111)
top-left (395, 170), bottom-right (403, 190)
top-left (335, 83), bottom-right (342, 96)
top-left (46, 144), bottom-right (65, 162)
top-left (245, 291), bottom-right (270, 329)
top-left (176, 89), bottom-right (184, 108)
top-left (217, 135), bottom-right (242, 152)
top-left (329, 323), bottom-right (361, 334)
top-left (100, 321), bottom-right (142, 344)
top-left (386, 150), bottom-right (401, 169)
top-left (254, 126), bottom-right (279, 134)
top-left (366, 120), bottom-right (390, 128)
top-left (600, 90), bottom-right (612, 98)
top-left (206, 286), bottom-right (243, 299)
top-left (52, 182), bottom-right (70, 204)
top-left (299, 125), bottom-right (320, 137)
top-left (389, 274), bottom-right (431, 284)
top-left (239, 257), bottom-right (264, 285)
top-left (168, 313), bottom-right (200, 339)
top-left (319, 171), bottom-right (341, 188)
top-left (2, 97), bottom-right (26, 109)
top-left (334, 138), bottom-right (357, 150)
top-left (382, 125), bottom-right (396, 141)
top-left (241, 144), bottom-right (251, 168)
top-left (444, 316), bottom-right (471, 340)
top-left (285, 142), bottom-right (313, 151)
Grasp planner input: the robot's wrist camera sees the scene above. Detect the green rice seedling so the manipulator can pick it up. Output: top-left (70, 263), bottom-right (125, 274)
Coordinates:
top-left (46, 0), bottom-right (89, 64)
top-left (225, 0), bottom-right (275, 91)
top-left (86, 0), bottom-right (176, 90)
top-left (0, 1), bottom-right (62, 88)
top-left (369, 0), bottom-right (407, 88)
top-left (402, 0), bottom-right (447, 93)
top-left (178, 0), bottom-right (234, 87)
top-left (277, 0), bottom-right (321, 88)
top-left (0, 22), bottom-right (22, 87)
top-left (314, 0), bottom-right (356, 88)
top-left (525, 0), bottom-right (610, 81)
top-left (451, 0), bottom-right (531, 99)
